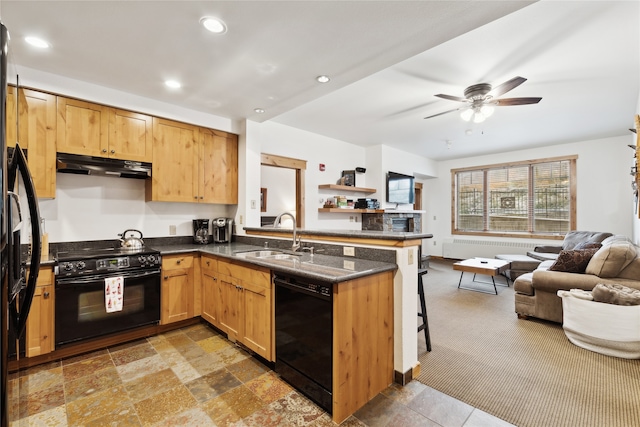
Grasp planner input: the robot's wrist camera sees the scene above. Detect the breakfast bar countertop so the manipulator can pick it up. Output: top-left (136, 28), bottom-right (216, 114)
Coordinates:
top-left (243, 226), bottom-right (433, 241)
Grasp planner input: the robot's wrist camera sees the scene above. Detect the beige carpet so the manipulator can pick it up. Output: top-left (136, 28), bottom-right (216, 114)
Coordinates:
top-left (416, 259), bottom-right (640, 427)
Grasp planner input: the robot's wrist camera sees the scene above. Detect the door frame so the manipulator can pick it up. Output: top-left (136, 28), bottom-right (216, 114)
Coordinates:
top-left (260, 153), bottom-right (307, 228)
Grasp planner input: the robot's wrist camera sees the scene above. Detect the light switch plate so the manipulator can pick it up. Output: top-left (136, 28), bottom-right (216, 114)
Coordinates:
top-left (343, 246), bottom-right (355, 256)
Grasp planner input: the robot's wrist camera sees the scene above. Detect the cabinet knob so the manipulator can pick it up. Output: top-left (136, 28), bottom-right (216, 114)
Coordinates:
top-left (199, 196), bottom-right (204, 199)
top-left (110, 149), bottom-right (115, 154)
top-left (102, 149), bottom-right (107, 153)
top-left (206, 261), bottom-right (210, 266)
top-left (194, 196), bottom-right (198, 200)
top-left (164, 276), bottom-right (168, 280)
top-left (177, 259), bottom-right (181, 264)
top-left (43, 291), bottom-right (50, 299)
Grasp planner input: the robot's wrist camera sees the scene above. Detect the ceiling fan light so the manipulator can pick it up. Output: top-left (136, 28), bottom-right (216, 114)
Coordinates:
top-left (473, 112), bottom-right (486, 123)
top-left (481, 105), bottom-right (495, 117)
top-left (460, 109), bottom-right (473, 121)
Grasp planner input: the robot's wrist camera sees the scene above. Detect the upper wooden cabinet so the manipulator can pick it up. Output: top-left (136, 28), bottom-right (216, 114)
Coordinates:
top-left (57, 97), bottom-right (152, 162)
top-left (200, 128), bottom-right (238, 204)
top-left (148, 117), bottom-right (238, 204)
top-left (148, 117), bottom-right (200, 202)
top-left (6, 87), bottom-right (57, 199)
top-left (57, 97), bottom-right (109, 157)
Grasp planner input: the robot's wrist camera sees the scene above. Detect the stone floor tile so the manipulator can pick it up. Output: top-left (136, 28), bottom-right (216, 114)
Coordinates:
top-left (268, 390), bottom-right (326, 426)
top-left (110, 341), bottom-right (158, 366)
top-left (150, 407), bottom-right (216, 427)
top-left (185, 368), bottom-right (243, 403)
top-left (352, 394), bottom-right (405, 427)
top-left (226, 357), bottom-right (269, 383)
top-left (200, 385), bottom-right (264, 425)
top-left (116, 354), bottom-right (169, 383)
top-left (244, 372), bottom-right (294, 404)
top-left (381, 381), bottom-right (428, 405)
top-left (64, 366), bottom-right (122, 403)
top-left (240, 406), bottom-right (284, 427)
top-left (197, 335), bottom-right (232, 353)
top-left (170, 360), bottom-right (202, 383)
top-left (62, 354), bottom-right (115, 383)
top-left (387, 407), bottom-right (441, 427)
top-left (189, 352), bottom-right (225, 376)
top-left (61, 349), bottom-right (109, 366)
top-left (65, 385), bottom-right (134, 427)
top-left (407, 386), bottom-right (474, 427)
top-left (133, 385), bottom-right (198, 426)
top-left (9, 404), bottom-right (68, 427)
top-left (123, 368), bottom-right (182, 403)
top-left (463, 408), bottom-right (516, 427)
top-left (9, 382), bottom-right (65, 421)
top-left (183, 324), bottom-right (219, 342)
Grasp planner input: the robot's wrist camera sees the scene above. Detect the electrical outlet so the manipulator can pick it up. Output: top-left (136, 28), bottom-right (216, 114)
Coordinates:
top-left (169, 225), bottom-right (176, 235)
top-left (433, 240), bottom-right (437, 246)
top-left (239, 215), bottom-right (243, 225)
top-left (433, 215), bottom-right (437, 220)
top-left (251, 200), bottom-right (256, 209)
top-left (349, 216), bottom-right (354, 222)
top-left (343, 246), bottom-right (355, 256)
top-left (408, 249), bottom-right (414, 265)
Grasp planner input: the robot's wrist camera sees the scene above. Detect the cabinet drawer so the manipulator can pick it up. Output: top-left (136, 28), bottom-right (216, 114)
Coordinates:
top-left (201, 257), bottom-right (218, 275)
top-left (218, 260), bottom-right (270, 286)
top-left (163, 255), bottom-right (194, 270)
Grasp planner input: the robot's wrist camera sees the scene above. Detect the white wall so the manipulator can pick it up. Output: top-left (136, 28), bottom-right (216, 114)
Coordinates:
top-left (423, 135), bottom-right (635, 257)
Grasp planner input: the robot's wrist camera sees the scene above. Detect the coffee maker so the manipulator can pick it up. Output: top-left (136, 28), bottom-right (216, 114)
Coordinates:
top-left (193, 219), bottom-right (210, 244)
top-left (212, 217), bottom-right (233, 243)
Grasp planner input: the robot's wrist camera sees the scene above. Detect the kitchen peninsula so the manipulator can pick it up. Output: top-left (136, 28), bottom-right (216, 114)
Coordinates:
top-left (244, 226), bottom-right (433, 385)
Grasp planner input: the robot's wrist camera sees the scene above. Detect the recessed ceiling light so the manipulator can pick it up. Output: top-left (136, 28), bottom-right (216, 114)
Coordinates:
top-left (200, 17), bottom-right (227, 34)
top-left (25, 36), bottom-right (49, 49)
top-left (316, 75), bottom-right (330, 83)
top-left (165, 80), bottom-right (181, 89)
top-left (254, 108), bottom-right (265, 114)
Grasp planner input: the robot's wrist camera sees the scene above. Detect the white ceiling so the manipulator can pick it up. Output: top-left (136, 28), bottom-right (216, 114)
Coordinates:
top-left (1, 1), bottom-right (638, 161)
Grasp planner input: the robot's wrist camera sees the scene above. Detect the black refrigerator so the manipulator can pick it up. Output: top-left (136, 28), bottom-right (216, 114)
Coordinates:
top-left (0, 22), bottom-right (42, 427)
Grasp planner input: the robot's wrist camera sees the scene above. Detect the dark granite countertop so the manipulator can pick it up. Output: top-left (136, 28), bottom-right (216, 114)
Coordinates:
top-left (152, 242), bottom-right (397, 283)
top-left (243, 227), bottom-right (433, 241)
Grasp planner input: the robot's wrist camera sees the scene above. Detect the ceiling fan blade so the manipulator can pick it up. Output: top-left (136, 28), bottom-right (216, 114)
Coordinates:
top-left (495, 97), bottom-right (542, 106)
top-left (435, 94), bottom-right (468, 103)
top-left (490, 76), bottom-right (527, 98)
top-left (424, 107), bottom-right (463, 120)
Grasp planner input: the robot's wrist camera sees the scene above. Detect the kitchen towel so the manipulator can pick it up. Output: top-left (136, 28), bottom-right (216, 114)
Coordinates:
top-left (105, 276), bottom-right (124, 313)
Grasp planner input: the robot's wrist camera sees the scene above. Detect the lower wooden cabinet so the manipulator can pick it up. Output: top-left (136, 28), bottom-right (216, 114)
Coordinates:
top-left (25, 267), bottom-right (55, 357)
top-left (202, 257), bottom-right (273, 361)
top-left (161, 254), bottom-right (195, 325)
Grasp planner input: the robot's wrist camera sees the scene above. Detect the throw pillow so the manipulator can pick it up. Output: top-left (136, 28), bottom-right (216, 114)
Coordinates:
top-left (585, 242), bottom-right (637, 278)
top-left (592, 283), bottom-right (640, 306)
top-left (548, 248), bottom-right (599, 273)
top-left (573, 241), bottom-right (602, 250)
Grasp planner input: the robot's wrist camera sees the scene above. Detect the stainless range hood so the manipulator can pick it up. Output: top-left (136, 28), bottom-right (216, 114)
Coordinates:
top-left (56, 153), bottom-right (152, 179)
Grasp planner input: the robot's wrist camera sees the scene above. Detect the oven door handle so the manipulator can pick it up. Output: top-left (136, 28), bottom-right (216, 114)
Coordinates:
top-left (55, 268), bottom-right (161, 285)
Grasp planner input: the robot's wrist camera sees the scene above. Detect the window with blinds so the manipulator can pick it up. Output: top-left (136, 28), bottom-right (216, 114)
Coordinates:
top-left (452, 156), bottom-right (576, 237)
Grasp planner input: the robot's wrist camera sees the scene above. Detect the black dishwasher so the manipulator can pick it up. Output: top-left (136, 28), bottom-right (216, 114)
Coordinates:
top-left (274, 273), bottom-right (333, 413)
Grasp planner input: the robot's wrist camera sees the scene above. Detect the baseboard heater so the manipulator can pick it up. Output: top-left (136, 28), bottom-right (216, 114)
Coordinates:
top-left (442, 238), bottom-right (538, 260)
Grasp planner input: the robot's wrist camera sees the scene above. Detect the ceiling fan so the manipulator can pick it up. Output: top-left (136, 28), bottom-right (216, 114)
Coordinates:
top-left (424, 76), bottom-right (542, 123)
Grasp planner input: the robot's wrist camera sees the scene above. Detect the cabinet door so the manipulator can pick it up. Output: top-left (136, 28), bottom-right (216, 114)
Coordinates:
top-left (148, 117), bottom-right (199, 202)
top-left (200, 128), bottom-right (238, 204)
top-left (57, 97), bottom-right (109, 157)
top-left (8, 88), bottom-right (57, 198)
top-left (241, 277), bottom-right (272, 361)
top-left (25, 268), bottom-right (54, 357)
top-left (108, 109), bottom-right (153, 162)
top-left (217, 272), bottom-right (241, 341)
top-left (161, 268), bottom-right (194, 324)
top-left (201, 257), bottom-right (219, 327)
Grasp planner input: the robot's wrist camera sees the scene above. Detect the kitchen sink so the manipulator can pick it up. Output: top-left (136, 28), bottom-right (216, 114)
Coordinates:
top-left (262, 254), bottom-right (301, 261)
top-left (234, 250), bottom-right (284, 258)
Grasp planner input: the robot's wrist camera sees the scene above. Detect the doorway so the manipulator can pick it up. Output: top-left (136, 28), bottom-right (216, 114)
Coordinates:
top-left (260, 153), bottom-right (307, 228)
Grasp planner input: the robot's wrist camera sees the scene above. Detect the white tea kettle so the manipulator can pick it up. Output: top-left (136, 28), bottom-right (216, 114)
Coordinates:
top-left (118, 229), bottom-right (145, 250)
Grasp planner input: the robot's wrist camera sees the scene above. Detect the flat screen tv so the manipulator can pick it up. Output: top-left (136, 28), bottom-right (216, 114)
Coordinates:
top-left (386, 171), bottom-right (415, 204)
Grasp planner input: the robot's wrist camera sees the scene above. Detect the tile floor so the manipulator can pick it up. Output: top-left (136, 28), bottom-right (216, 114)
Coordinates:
top-left (8, 323), bottom-right (514, 426)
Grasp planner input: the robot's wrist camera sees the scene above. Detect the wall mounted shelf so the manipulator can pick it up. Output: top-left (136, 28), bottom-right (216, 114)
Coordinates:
top-left (318, 208), bottom-right (384, 213)
top-left (318, 184), bottom-right (376, 194)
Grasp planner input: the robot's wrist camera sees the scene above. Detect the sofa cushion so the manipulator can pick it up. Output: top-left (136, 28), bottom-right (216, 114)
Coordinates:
top-left (586, 242), bottom-right (637, 278)
top-left (618, 253), bottom-right (640, 280)
top-left (548, 248), bottom-right (599, 273)
top-left (573, 241), bottom-right (602, 250)
top-left (562, 231), bottom-right (613, 250)
top-left (592, 283), bottom-right (640, 306)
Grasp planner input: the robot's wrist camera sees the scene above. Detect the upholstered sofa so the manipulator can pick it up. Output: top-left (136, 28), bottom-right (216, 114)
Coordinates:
top-left (514, 235), bottom-right (640, 323)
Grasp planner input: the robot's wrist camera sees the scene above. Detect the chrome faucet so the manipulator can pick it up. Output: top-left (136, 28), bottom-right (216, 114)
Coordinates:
top-left (273, 212), bottom-right (300, 251)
